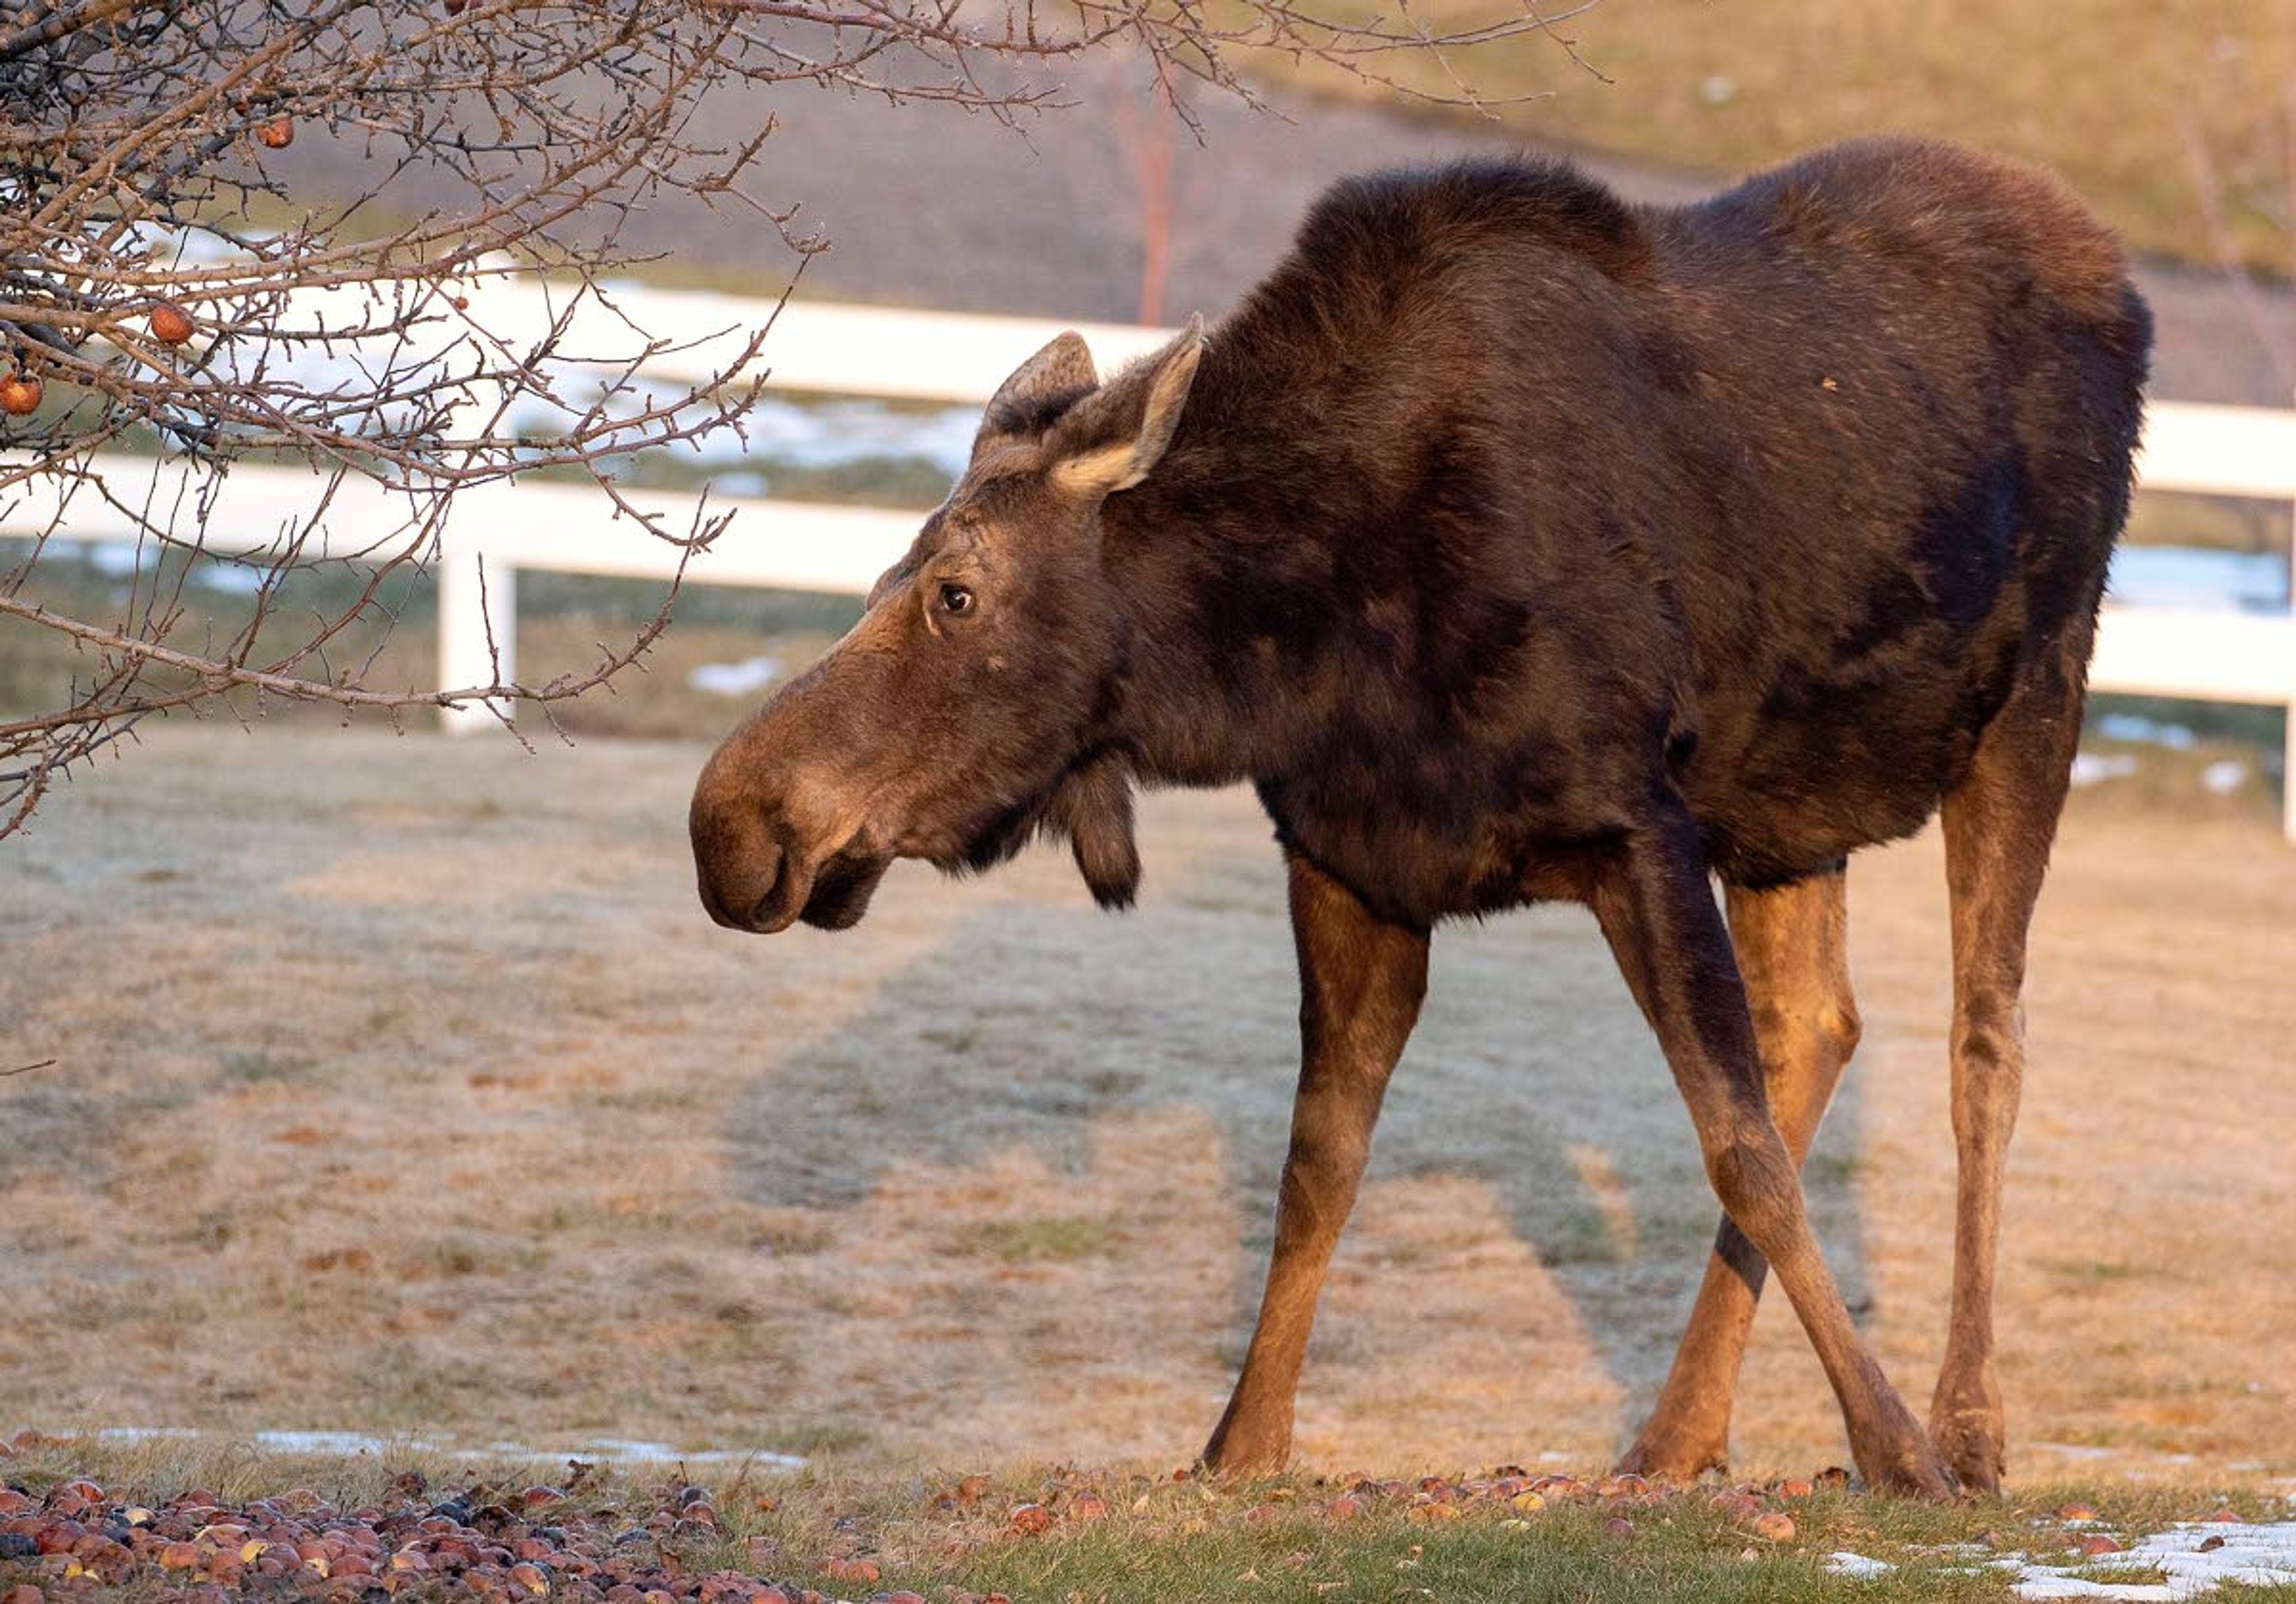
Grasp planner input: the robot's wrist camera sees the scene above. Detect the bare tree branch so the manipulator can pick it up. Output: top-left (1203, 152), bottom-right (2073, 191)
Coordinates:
top-left (0, 0), bottom-right (1599, 836)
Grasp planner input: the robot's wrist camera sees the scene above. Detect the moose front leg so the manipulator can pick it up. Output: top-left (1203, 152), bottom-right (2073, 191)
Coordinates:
top-left (1202, 850), bottom-right (1429, 1475)
top-left (1592, 815), bottom-right (1950, 1496)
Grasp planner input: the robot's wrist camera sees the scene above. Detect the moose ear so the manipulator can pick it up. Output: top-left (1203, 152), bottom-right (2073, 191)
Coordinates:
top-left (1047, 314), bottom-right (1205, 498)
top-left (973, 331), bottom-right (1100, 462)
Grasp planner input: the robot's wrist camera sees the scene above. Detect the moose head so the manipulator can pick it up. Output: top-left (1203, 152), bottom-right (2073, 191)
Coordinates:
top-left (689, 316), bottom-right (1205, 934)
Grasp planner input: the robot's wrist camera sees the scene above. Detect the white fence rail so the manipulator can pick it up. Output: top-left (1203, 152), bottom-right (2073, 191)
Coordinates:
top-left (8, 295), bottom-right (2294, 839)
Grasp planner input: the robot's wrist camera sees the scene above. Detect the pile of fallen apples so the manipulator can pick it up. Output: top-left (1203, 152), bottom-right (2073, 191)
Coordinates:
top-left (0, 1447), bottom-right (1870, 1602)
top-left (0, 1469), bottom-right (909, 1604)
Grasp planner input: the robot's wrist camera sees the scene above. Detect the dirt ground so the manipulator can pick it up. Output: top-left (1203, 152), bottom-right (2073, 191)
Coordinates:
top-left (2, 727), bottom-right (2292, 1486)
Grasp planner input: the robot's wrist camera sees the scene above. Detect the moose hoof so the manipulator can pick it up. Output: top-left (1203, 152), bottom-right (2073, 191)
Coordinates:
top-left (1201, 1416), bottom-right (1292, 1479)
top-left (1930, 1411), bottom-right (2005, 1498)
top-left (1854, 1432), bottom-right (1957, 1499)
top-left (1615, 1428), bottom-right (1729, 1486)
top-left (1931, 1367), bottom-right (2006, 1497)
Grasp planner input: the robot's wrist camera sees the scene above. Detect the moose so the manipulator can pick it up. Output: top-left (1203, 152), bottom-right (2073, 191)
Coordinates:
top-left (691, 136), bottom-right (2151, 1496)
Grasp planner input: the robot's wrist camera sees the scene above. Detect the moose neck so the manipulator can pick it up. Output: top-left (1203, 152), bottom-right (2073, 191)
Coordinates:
top-left (1101, 538), bottom-right (1332, 791)
top-left (1093, 312), bottom-right (1394, 792)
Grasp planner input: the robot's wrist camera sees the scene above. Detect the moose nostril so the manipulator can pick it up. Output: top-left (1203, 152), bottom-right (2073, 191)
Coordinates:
top-left (694, 813), bottom-right (784, 932)
top-left (738, 840), bottom-right (786, 931)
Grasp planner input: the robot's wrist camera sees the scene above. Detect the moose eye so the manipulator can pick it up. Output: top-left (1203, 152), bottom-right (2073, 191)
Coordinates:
top-left (938, 583), bottom-right (976, 616)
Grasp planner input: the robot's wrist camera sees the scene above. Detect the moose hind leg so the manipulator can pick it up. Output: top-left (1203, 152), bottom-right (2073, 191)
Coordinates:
top-left (1620, 865), bottom-right (1860, 1483)
top-left (1594, 813), bottom-right (1949, 1497)
top-left (1931, 660), bottom-right (2086, 1495)
top-left (1202, 850), bottom-right (1428, 1475)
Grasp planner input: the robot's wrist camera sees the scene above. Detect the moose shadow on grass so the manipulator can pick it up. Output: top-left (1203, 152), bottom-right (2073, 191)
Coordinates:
top-left (719, 789), bottom-right (1877, 1465)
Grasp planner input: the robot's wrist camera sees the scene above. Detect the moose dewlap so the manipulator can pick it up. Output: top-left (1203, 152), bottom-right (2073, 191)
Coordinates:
top-left (691, 136), bottom-right (2151, 1495)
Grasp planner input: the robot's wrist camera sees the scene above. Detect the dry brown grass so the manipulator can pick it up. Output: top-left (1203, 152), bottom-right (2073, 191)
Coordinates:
top-left (2, 727), bottom-right (2292, 1487)
top-left (1270, 0), bottom-right (2296, 275)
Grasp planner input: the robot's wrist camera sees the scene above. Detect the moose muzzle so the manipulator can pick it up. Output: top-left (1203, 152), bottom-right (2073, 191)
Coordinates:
top-left (688, 718), bottom-right (894, 935)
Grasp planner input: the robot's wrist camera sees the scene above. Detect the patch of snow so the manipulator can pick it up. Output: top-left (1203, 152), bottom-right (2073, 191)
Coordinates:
top-left (573, 1438), bottom-right (683, 1457)
top-left (575, 1438), bottom-right (805, 1468)
top-left (2200, 760), bottom-right (2251, 794)
top-left (738, 395), bottom-right (975, 475)
top-left (194, 560), bottom-right (270, 595)
top-left (1830, 1518), bottom-right (2296, 1600)
top-left (81, 1426), bottom-right (803, 1470)
top-left (24, 538), bottom-right (276, 593)
top-left (687, 655), bottom-right (784, 696)
top-left (2112, 1520), bottom-right (2296, 1594)
top-left (254, 1430), bottom-right (409, 1456)
top-left (92, 1426), bottom-right (435, 1456)
top-left (2111, 545), bottom-right (2289, 614)
top-left (2014, 1571), bottom-right (2177, 1599)
top-left (2095, 713), bottom-right (2199, 750)
top-left (2072, 753), bottom-right (2141, 787)
top-left (504, 386), bottom-right (974, 480)
top-left (2002, 1516), bottom-right (2296, 1590)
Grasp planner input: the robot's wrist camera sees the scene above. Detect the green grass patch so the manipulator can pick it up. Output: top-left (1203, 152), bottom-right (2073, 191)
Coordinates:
top-left (217, 1050), bottom-right (312, 1085)
top-left (2034, 1258), bottom-right (2161, 1285)
top-left (954, 1215), bottom-right (1123, 1264)
top-left (1531, 1210), bottom-right (1631, 1268)
top-left (2059, 1559), bottom-right (2173, 1585)
top-left (417, 1234), bottom-right (554, 1278)
top-left (2086, 692), bottom-right (2288, 756)
top-left (638, 1471), bottom-right (2296, 1604)
top-left (4, 1440), bottom-right (2294, 1603)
